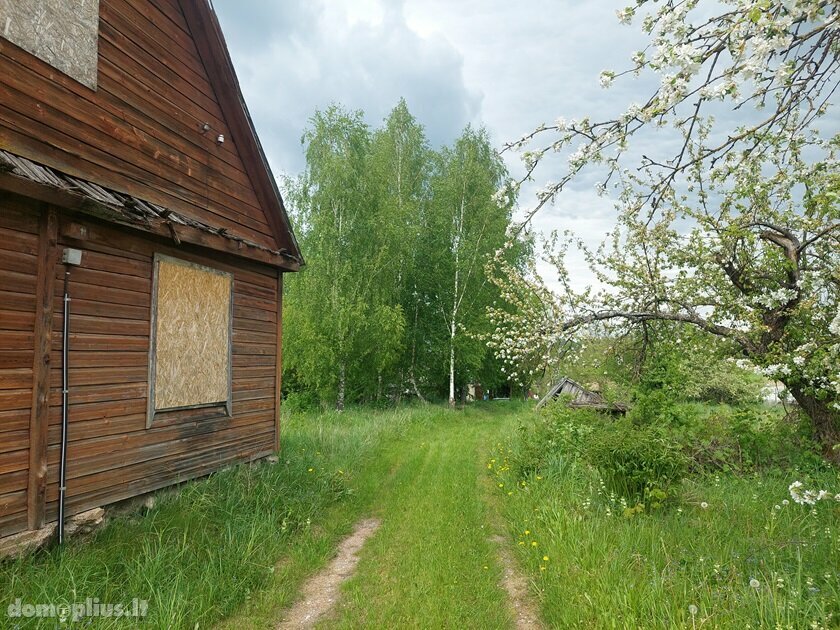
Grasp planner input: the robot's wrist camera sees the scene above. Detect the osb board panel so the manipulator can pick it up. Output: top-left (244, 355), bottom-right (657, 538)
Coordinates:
top-left (152, 256), bottom-right (231, 410)
top-left (0, 0), bottom-right (99, 89)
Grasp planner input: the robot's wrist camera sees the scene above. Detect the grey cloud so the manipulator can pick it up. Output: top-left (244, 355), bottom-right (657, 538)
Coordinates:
top-left (212, 0), bottom-right (480, 176)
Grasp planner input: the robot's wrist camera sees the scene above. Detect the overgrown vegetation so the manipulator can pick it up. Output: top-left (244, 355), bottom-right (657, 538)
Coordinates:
top-left (491, 332), bottom-right (840, 626)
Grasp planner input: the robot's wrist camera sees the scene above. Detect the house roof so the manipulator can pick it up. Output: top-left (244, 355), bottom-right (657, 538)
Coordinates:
top-left (179, 0), bottom-right (303, 267)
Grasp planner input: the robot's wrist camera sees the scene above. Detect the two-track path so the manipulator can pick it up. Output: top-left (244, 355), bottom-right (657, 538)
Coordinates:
top-left (276, 410), bottom-right (543, 629)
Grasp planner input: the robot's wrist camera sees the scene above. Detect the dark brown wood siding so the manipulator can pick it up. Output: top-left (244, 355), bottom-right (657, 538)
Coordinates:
top-left (0, 0), bottom-right (277, 250)
top-left (0, 204), bottom-right (279, 536)
top-left (0, 201), bottom-right (38, 537)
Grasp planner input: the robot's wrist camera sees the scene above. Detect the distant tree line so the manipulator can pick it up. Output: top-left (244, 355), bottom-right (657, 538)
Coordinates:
top-left (282, 100), bottom-right (530, 410)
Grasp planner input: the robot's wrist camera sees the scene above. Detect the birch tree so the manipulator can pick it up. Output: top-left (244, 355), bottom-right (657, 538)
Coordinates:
top-left (368, 100), bottom-right (433, 400)
top-left (429, 127), bottom-right (513, 405)
top-left (284, 106), bottom-right (404, 410)
top-left (486, 1), bottom-right (840, 452)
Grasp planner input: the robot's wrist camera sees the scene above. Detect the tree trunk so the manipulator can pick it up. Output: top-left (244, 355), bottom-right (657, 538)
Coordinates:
top-left (448, 318), bottom-right (456, 407)
top-left (787, 384), bottom-right (840, 461)
top-left (337, 363), bottom-right (346, 412)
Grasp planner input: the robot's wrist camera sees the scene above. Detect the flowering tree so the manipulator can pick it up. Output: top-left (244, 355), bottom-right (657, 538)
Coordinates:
top-left (487, 1), bottom-right (840, 451)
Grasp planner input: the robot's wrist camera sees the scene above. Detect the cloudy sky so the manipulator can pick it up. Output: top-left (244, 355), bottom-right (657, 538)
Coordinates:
top-left (212, 0), bottom-right (652, 290)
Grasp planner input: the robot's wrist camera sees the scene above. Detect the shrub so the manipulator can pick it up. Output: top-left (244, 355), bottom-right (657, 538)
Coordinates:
top-left (511, 404), bottom-right (603, 476)
top-left (583, 419), bottom-right (688, 500)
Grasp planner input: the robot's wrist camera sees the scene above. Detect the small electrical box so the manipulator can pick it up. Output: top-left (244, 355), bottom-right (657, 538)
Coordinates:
top-left (62, 248), bottom-right (83, 266)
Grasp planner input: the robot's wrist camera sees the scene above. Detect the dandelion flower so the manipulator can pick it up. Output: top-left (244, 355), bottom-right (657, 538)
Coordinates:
top-left (543, 555), bottom-right (549, 561)
top-left (524, 530), bottom-right (530, 535)
top-left (750, 578), bottom-right (761, 589)
top-left (307, 468), bottom-right (314, 473)
top-left (531, 541), bottom-right (538, 547)
top-left (688, 604), bottom-right (698, 616)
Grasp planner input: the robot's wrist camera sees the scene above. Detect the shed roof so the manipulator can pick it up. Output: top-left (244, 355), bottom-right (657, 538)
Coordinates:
top-left (535, 377), bottom-right (628, 413)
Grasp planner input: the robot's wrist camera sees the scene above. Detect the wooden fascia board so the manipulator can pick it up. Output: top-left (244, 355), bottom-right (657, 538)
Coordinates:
top-left (178, 0), bottom-right (303, 264)
top-left (0, 172), bottom-right (301, 271)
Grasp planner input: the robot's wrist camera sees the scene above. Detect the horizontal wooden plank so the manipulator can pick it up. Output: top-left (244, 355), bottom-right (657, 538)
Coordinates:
top-left (49, 365), bottom-right (147, 389)
top-left (48, 429), bottom-right (274, 505)
top-left (232, 388), bottom-right (274, 403)
top-left (0, 205), bottom-right (39, 233)
top-left (0, 269), bottom-right (36, 295)
top-left (0, 469), bottom-right (28, 495)
top-left (0, 368), bottom-right (32, 390)
top-left (232, 353), bottom-right (275, 368)
top-left (48, 413), bottom-right (146, 445)
top-left (44, 435), bottom-right (274, 522)
top-left (0, 389), bottom-right (31, 412)
top-left (0, 248), bottom-right (38, 275)
top-left (0, 291), bottom-right (36, 316)
top-left (60, 298), bottom-right (150, 322)
top-left (0, 448), bottom-right (27, 474)
top-left (49, 382), bottom-right (147, 407)
top-left (0, 330), bottom-right (33, 350)
top-left (232, 328), bottom-right (276, 345)
top-left (0, 350), bottom-right (34, 369)
top-left (53, 280), bottom-right (150, 308)
top-left (71, 249), bottom-right (152, 278)
top-left (233, 377), bottom-right (275, 393)
top-left (52, 333), bottom-right (149, 353)
top-left (47, 414), bottom-right (275, 481)
top-left (0, 509), bottom-right (27, 538)
top-left (0, 489), bottom-right (26, 514)
top-left (50, 350), bottom-right (148, 369)
top-left (51, 313), bottom-right (149, 338)
top-left (232, 316), bottom-right (276, 335)
top-left (232, 365), bottom-right (275, 380)
top-left (0, 309), bottom-right (35, 332)
top-left (0, 408), bottom-right (29, 433)
top-left (0, 430), bottom-right (28, 454)
top-left (48, 398), bottom-right (146, 428)
top-left (233, 305), bottom-right (276, 325)
top-left (55, 266), bottom-right (151, 295)
top-left (233, 342), bottom-right (276, 357)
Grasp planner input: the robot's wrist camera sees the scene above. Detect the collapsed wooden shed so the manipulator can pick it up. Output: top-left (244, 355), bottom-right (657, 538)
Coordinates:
top-left (535, 377), bottom-right (628, 414)
top-left (0, 0), bottom-right (302, 541)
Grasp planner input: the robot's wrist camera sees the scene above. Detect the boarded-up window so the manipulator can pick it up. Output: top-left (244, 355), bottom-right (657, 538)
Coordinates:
top-left (148, 255), bottom-right (232, 424)
top-left (0, 0), bottom-right (100, 90)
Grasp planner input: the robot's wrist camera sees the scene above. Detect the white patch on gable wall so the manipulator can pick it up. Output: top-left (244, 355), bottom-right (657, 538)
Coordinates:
top-left (0, 0), bottom-right (99, 90)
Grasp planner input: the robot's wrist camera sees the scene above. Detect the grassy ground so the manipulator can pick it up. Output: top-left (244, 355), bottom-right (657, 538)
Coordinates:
top-left (1, 403), bottom-right (528, 629)
top-left (489, 416), bottom-right (840, 628)
top-left (321, 405), bottom-right (520, 628)
top-left (4, 402), bottom-right (838, 628)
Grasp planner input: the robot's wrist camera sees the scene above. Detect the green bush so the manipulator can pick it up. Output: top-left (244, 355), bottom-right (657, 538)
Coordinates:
top-left (583, 419), bottom-right (688, 500)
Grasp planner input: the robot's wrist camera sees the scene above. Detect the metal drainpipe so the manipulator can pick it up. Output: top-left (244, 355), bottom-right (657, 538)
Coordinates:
top-left (58, 267), bottom-right (71, 545)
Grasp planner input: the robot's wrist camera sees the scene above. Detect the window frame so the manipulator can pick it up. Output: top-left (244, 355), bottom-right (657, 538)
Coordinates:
top-left (146, 253), bottom-right (234, 428)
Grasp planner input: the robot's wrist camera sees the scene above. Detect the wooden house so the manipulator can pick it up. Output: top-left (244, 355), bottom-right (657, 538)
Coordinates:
top-left (0, 0), bottom-right (302, 541)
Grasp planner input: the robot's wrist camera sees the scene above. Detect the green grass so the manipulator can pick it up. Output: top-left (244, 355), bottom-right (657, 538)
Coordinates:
top-left (489, 418), bottom-right (840, 628)
top-left (1, 406), bottom-right (418, 628)
top-left (5, 401), bottom-right (837, 628)
top-left (322, 403), bottom-right (526, 628)
top-left (0, 403), bottom-right (528, 629)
